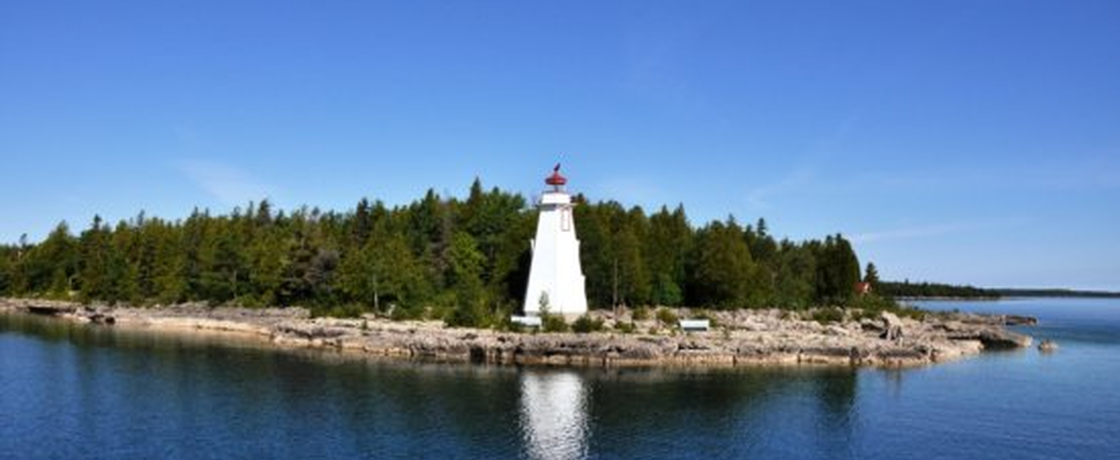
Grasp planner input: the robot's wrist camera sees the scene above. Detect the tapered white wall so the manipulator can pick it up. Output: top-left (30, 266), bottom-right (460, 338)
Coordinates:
top-left (523, 191), bottom-right (588, 317)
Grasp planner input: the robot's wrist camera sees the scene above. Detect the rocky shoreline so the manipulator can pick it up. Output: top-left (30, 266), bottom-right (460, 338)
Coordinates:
top-left (0, 298), bottom-right (1035, 368)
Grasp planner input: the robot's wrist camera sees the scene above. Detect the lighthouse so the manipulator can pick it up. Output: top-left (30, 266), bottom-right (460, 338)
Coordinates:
top-left (522, 164), bottom-right (588, 318)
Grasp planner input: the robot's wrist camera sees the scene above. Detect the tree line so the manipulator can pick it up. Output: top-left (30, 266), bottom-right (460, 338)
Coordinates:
top-left (875, 281), bottom-right (1000, 299)
top-left (0, 179), bottom-right (871, 325)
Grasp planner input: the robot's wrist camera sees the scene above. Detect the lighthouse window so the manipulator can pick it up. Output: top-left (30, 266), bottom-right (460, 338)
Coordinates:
top-left (561, 208), bottom-right (572, 232)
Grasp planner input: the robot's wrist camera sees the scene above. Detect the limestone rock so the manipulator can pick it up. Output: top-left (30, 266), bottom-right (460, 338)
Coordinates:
top-left (880, 311), bottom-right (904, 341)
top-left (1038, 339), bottom-right (1058, 352)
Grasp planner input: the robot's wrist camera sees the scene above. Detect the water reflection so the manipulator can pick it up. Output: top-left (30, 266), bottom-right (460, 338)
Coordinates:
top-left (6, 302), bottom-right (1120, 459)
top-left (514, 367), bottom-right (861, 459)
top-left (2, 312), bottom-right (865, 459)
top-left (519, 371), bottom-right (590, 460)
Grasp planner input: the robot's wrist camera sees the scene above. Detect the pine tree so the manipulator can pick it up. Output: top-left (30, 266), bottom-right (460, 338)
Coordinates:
top-left (774, 240), bottom-right (816, 309)
top-left (0, 247), bottom-right (15, 296)
top-left (813, 234), bottom-right (861, 305)
top-left (77, 216), bottom-right (111, 303)
top-left (645, 205), bottom-right (690, 306)
top-left (151, 223), bottom-right (188, 304)
top-left (445, 231), bottom-right (488, 327)
top-left (864, 262), bottom-right (880, 289)
top-left (3, 178), bottom-right (881, 315)
top-left (686, 218), bottom-right (755, 308)
top-left (246, 226), bottom-right (285, 306)
top-left (338, 228), bottom-right (425, 313)
top-left (611, 209), bottom-right (650, 307)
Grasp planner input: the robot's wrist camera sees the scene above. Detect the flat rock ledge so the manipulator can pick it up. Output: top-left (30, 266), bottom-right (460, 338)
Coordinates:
top-left (1, 298), bottom-right (1033, 368)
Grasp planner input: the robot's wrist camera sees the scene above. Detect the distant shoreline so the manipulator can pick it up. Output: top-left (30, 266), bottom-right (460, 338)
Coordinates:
top-left (0, 298), bottom-right (1035, 369)
top-left (899, 293), bottom-right (1120, 302)
top-left (878, 280), bottom-right (1120, 300)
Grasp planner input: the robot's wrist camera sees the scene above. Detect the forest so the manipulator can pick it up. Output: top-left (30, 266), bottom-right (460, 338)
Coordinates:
top-left (876, 281), bottom-right (1001, 299)
top-left (0, 179), bottom-right (874, 326)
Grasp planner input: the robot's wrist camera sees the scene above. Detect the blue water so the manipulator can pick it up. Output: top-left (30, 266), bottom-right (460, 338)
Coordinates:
top-left (2, 298), bottom-right (1119, 459)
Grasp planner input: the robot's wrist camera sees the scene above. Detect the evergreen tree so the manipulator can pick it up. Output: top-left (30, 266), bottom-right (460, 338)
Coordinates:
top-left (773, 240), bottom-right (817, 309)
top-left (338, 228), bottom-right (425, 313)
top-left (864, 262), bottom-right (880, 288)
top-left (23, 222), bottom-right (78, 298)
top-left (3, 178), bottom-right (883, 318)
top-left (77, 216), bottom-right (111, 303)
top-left (646, 205), bottom-right (690, 306)
top-left (488, 211), bottom-right (536, 310)
top-left (151, 222), bottom-right (188, 304)
top-left (100, 220), bottom-right (141, 305)
top-left (203, 226), bottom-right (247, 304)
top-left (0, 247), bottom-right (13, 296)
top-left (245, 226), bottom-right (285, 307)
top-left (813, 234), bottom-right (861, 305)
top-left (609, 207), bottom-right (650, 307)
top-left (445, 231), bottom-right (489, 327)
top-left (574, 202), bottom-right (612, 308)
top-left (686, 218), bottom-right (755, 308)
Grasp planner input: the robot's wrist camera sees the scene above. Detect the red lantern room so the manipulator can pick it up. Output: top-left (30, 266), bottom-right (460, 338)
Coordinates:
top-left (545, 163), bottom-right (567, 190)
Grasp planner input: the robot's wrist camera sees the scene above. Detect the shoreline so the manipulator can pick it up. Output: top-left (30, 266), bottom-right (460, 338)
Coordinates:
top-left (0, 298), bottom-right (1034, 369)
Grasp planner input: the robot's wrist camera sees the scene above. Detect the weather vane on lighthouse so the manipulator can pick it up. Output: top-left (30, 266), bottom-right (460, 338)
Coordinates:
top-left (522, 163), bottom-right (588, 318)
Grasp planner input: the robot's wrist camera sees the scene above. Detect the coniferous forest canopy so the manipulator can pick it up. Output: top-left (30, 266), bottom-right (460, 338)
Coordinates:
top-left (0, 179), bottom-right (875, 324)
top-left (875, 281), bottom-right (1001, 299)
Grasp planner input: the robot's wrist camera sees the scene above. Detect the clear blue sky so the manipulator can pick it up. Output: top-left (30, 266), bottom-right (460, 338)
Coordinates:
top-left (2, 1), bottom-right (1118, 290)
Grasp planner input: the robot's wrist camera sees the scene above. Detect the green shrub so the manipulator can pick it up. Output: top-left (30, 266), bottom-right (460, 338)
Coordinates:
top-left (571, 315), bottom-right (605, 333)
top-left (614, 321), bottom-right (637, 334)
top-left (632, 306), bottom-right (650, 321)
top-left (542, 313), bottom-right (569, 332)
top-left (851, 295), bottom-right (926, 321)
top-left (444, 300), bottom-right (491, 328)
top-left (310, 303), bottom-right (365, 319)
top-left (656, 308), bottom-right (679, 327)
top-left (506, 321), bottom-right (526, 333)
top-left (811, 307), bottom-right (845, 325)
top-left (390, 305), bottom-right (423, 321)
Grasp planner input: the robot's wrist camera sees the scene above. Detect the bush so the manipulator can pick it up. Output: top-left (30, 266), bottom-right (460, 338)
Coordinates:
top-left (445, 300), bottom-right (491, 328)
top-left (390, 305), bottom-right (423, 321)
top-left (811, 307), bottom-right (845, 325)
top-left (656, 308), bottom-right (679, 327)
top-left (542, 313), bottom-right (569, 332)
top-left (310, 303), bottom-right (365, 319)
top-left (851, 295), bottom-right (926, 321)
top-left (493, 316), bottom-right (526, 333)
top-left (632, 306), bottom-right (650, 321)
top-left (571, 315), bottom-right (605, 333)
top-left (614, 321), bottom-right (637, 334)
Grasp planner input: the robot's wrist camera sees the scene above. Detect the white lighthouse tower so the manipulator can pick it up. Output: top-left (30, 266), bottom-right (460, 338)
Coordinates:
top-left (522, 164), bottom-right (588, 318)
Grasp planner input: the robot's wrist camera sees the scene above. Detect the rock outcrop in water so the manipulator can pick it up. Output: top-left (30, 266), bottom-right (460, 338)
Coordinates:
top-left (0, 298), bottom-right (1034, 368)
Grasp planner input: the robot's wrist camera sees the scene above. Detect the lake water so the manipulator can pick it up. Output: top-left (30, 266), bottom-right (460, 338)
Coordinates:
top-left (2, 298), bottom-right (1119, 459)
